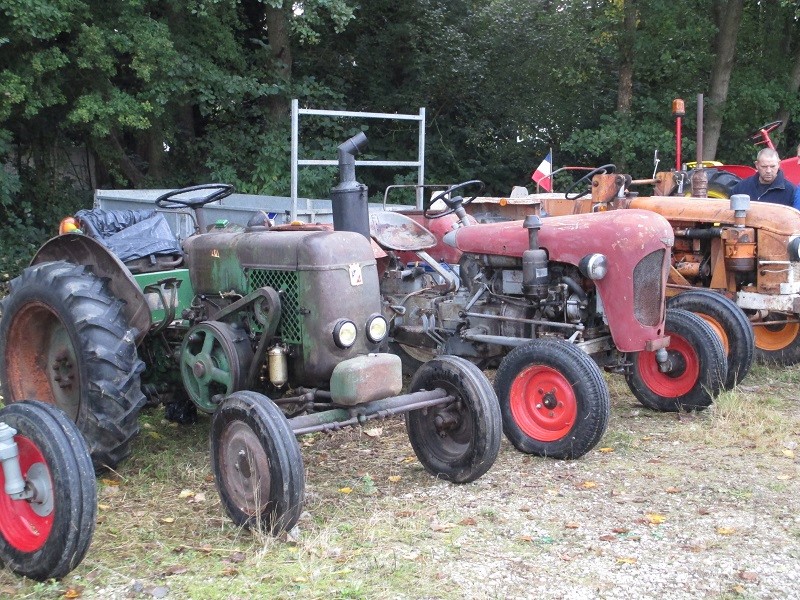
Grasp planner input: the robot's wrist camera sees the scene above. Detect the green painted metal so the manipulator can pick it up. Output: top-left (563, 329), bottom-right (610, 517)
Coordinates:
top-left (133, 269), bottom-right (194, 326)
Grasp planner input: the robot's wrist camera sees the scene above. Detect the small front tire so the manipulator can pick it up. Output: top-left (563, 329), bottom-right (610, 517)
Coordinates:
top-left (406, 356), bottom-right (502, 483)
top-left (0, 401), bottom-right (97, 581)
top-left (210, 391), bottom-right (305, 535)
top-left (627, 308), bottom-right (727, 411)
top-left (494, 340), bottom-right (610, 459)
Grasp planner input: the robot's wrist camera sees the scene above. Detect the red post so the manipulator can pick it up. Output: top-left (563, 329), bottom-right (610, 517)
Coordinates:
top-left (672, 99), bottom-right (686, 171)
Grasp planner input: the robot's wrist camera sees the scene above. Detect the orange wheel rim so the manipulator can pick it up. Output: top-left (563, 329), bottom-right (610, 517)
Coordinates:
top-left (753, 320), bottom-right (800, 352)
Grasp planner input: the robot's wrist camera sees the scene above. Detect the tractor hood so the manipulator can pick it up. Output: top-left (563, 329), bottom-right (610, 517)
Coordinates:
top-left (629, 196), bottom-right (800, 238)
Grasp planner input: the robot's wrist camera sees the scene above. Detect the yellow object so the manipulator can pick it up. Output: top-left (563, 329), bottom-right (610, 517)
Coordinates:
top-left (59, 217), bottom-right (80, 234)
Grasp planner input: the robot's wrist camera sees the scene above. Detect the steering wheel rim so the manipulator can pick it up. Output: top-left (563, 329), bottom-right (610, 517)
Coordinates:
top-left (155, 183), bottom-right (234, 209)
top-left (423, 180), bottom-right (486, 219)
top-left (563, 165), bottom-right (616, 200)
top-left (748, 120), bottom-right (782, 141)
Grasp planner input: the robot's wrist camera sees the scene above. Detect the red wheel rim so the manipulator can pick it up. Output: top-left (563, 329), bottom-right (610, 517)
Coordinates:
top-left (0, 435), bottom-right (54, 552)
top-left (638, 333), bottom-right (700, 397)
top-left (509, 365), bottom-right (578, 442)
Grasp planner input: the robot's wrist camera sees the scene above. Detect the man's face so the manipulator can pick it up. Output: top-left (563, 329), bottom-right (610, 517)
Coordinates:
top-left (755, 156), bottom-right (779, 185)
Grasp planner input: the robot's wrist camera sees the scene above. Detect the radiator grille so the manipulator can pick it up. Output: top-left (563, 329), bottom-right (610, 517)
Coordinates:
top-left (633, 249), bottom-right (665, 327)
top-left (246, 269), bottom-right (302, 343)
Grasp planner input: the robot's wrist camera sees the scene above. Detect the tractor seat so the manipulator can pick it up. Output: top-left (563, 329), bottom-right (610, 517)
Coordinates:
top-left (75, 208), bottom-right (184, 274)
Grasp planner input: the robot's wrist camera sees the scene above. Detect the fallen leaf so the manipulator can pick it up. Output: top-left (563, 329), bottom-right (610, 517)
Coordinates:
top-left (459, 517), bottom-right (477, 526)
top-left (664, 487), bottom-right (681, 494)
top-left (178, 489), bottom-right (194, 499)
top-left (228, 551), bottom-right (246, 563)
top-left (293, 576), bottom-right (308, 583)
top-left (221, 567), bottom-right (238, 577)
top-left (738, 571), bottom-right (758, 582)
top-left (564, 522), bottom-right (580, 529)
top-left (160, 517), bottom-right (175, 524)
top-left (164, 565), bottom-right (188, 576)
top-left (777, 474), bottom-right (791, 480)
top-left (616, 557), bottom-right (637, 564)
top-left (781, 449), bottom-right (795, 459)
top-left (716, 526), bottom-right (736, 535)
top-left (63, 587), bottom-right (83, 598)
top-left (580, 481), bottom-right (597, 489)
top-left (559, 554), bottom-right (572, 561)
top-left (599, 534), bottom-right (616, 541)
top-left (99, 478), bottom-right (120, 486)
top-left (519, 535), bottom-right (533, 542)
top-left (363, 427), bottom-right (383, 437)
top-left (190, 492), bottom-right (206, 503)
top-left (388, 475), bottom-right (401, 483)
top-left (698, 508), bottom-right (711, 515)
top-left (338, 487), bottom-right (353, 494)
top-left (147, 431), bottom-right (163, 440)
top-left (97, 504), bottom-right (111, 511)
top-left (598, 447), bottom-right (614, 453)
top-left (646, 513), bottom-right (666, 525)
top-left (732, 585), bottom-right (746, 594)
top-left (402, 456), bottom-right (417, 464)
top-left (431, 522), bottom-right (456, 532)
top-left (611, 527), bottom-right (629, 534)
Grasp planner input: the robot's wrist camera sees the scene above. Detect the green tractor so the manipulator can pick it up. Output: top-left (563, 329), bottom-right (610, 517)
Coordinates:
top-left (0, 135), bottom-right (502, 571)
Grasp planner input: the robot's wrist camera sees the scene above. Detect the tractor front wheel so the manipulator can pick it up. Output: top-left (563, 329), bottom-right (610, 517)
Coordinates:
top-left (210, 391), bottom-right (304, 535)
top-left (0, 261), bottom-right (146, 471)
top-left (750, 312), bottom-right (800, 366)
top-left (0, 401), bottom-right (96, 581)
top-left (494, 340), bottom-right (610, 459)
top-left (627, 309), bottom-right (727, 411)
top-left (406, 356), bottom-right (501, 483)
top-left (667, 289), bottom-right (754, 389)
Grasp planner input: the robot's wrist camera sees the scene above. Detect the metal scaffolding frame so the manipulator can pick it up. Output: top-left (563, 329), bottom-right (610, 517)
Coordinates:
top-left (290, 99), bottom-right (426, 221)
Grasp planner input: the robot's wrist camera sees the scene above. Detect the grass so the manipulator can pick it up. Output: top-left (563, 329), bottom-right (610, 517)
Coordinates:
top-left (1, 364), bottom-right (800, 598)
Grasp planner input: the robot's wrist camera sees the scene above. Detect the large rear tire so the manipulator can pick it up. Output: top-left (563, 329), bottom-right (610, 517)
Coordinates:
top-left (0, 261), bottom-right (146, 471)
top-left (494, 340), bottom-right (610, 459)
top-left (210, 391), bottom-right (305, 535)
top-left (0, 401), bottom-right (96, 581)
top-left (626, 309), bottom-right (727, 412)
top-left (406, 356), bottom-right (501, 483)
top-left (667, 289), bottom-right (754, 389)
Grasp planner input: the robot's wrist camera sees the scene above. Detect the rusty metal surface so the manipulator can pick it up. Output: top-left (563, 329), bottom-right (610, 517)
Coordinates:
top-left (329, 353), bottom-right (403, 405)
top-left (31, 234), bottom-right (151, 343)
top-left (369, 212), bottom-right (437, 251)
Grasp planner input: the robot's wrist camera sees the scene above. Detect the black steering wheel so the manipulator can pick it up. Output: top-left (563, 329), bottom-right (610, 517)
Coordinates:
top-left (563, 165), bottom-right (616, 200)
top-left (748, 120), bottom-right (782, 141)
top-left (423, 180), bottom-right (486, 219)
top-left (155, 183), bottom-right (234, 209)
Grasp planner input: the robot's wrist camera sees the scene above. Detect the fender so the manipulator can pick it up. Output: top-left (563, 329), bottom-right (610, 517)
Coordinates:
top-left (31, 234), bottom-right (151, 344)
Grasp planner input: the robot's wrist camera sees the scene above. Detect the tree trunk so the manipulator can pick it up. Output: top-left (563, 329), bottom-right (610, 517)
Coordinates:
top-left (775, 37), bottom-right (800, 141)
top-left (703, 0), bottom-right (744, 161)
top-left (616, 0), bottom-right (637, 114)
top-left (109, 131), bottom-right (146, 188)
top-left (265, 2), bottom-right (292, 119)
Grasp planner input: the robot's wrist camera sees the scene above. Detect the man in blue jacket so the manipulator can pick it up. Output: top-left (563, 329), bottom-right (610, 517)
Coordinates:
top-left (732, 148), bottom-right (795, 206)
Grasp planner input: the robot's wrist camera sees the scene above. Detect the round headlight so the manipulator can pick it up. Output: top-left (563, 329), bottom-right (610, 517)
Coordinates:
top-left (366, 314), bottom-right (388, 343)
top-left (579, 253), bottom-right (608, 280)
top-left (333, 320), bottom-right (357, 348)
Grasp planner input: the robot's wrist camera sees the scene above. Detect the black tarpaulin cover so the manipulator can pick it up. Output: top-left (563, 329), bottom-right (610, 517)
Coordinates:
top-left (75, 208), bottom-right (183, 262)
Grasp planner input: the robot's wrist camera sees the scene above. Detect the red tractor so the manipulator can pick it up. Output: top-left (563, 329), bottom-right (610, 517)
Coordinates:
top-left (372, 180), bottom-right (728, 461)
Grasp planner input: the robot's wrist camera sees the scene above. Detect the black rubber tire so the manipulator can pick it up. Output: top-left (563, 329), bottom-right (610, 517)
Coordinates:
top-left (626, 308), bottom-right (727, 412)
top-left (0, 401), bottom-right (96, 581)
top-left (667, 289), bottom-right (754, 389)
top-left (494, 340), bottom-right (610, 459)
top-left (406, 355), bottom-right (501, 483)
top-left (210, 391), bottom-right (305, 535)
top-left (679, 167), bottom-right (741, 199)
top-left (750, 312), bottom-right (800, 366)
top-left (0, 261), bottom-right (146, 471)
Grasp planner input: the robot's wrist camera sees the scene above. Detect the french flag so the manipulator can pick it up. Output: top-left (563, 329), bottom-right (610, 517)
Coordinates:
top-left (531, 151), bottom-right (553, 192)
